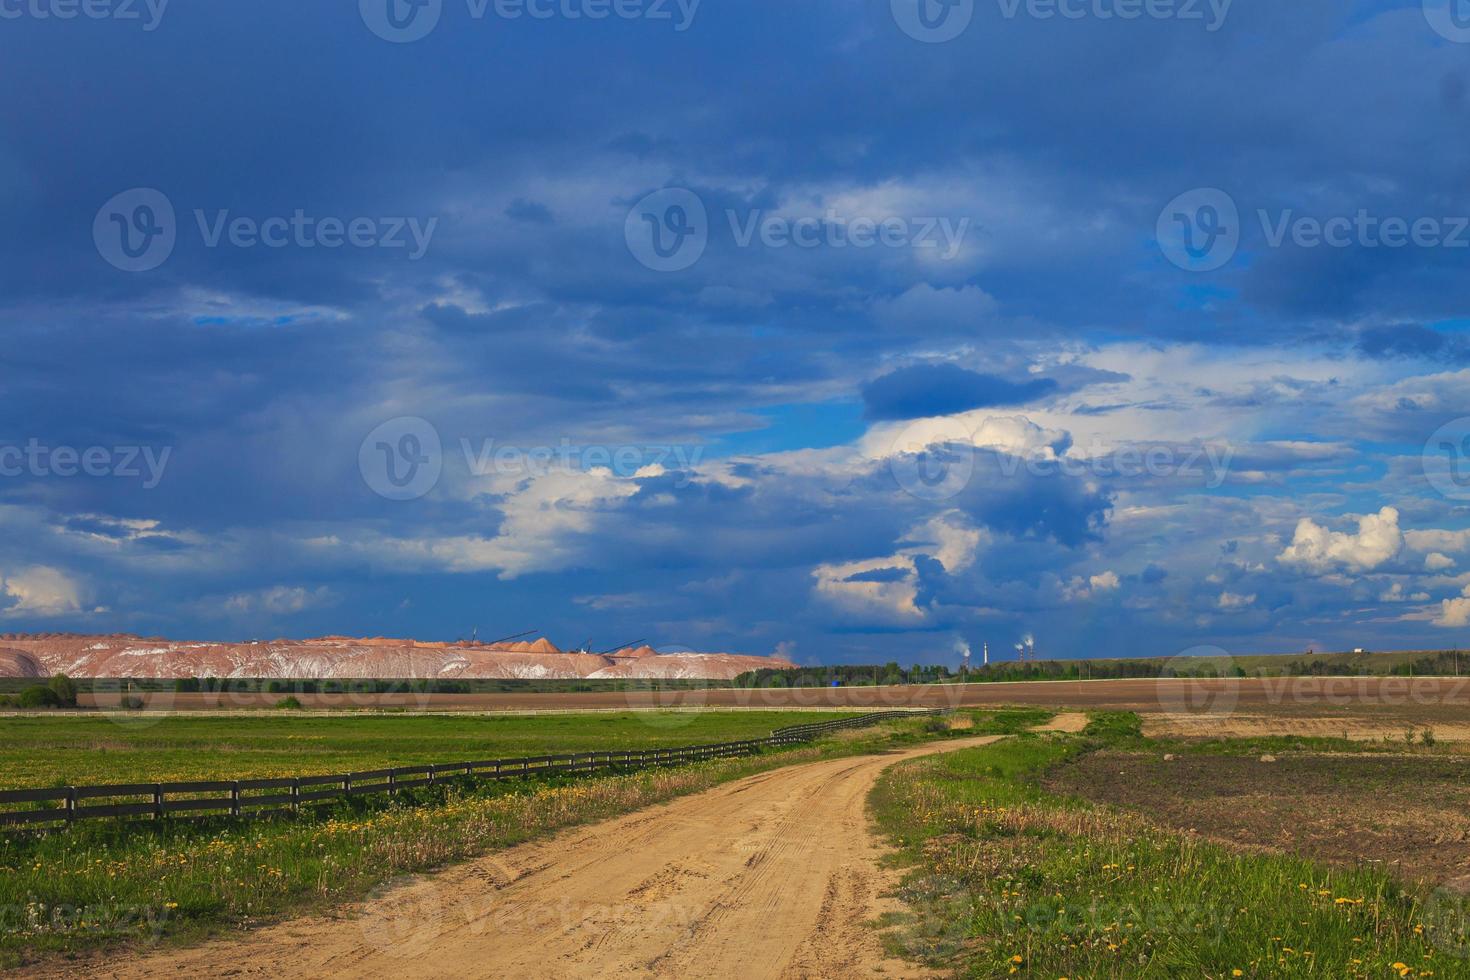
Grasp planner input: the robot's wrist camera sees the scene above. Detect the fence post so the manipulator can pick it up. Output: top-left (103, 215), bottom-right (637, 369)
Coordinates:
top-left (65, 787), bottom-right (76, 823)
top-left (153, 784), bottom-right (163, 821)
top-left (291, 778), bottom-right (300, 813)
top-left (230, 781), bottom-right (241, 818)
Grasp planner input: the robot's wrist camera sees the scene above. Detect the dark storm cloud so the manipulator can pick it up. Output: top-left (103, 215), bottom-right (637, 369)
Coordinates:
top-left (862, 364), bottom-right (1058, 421)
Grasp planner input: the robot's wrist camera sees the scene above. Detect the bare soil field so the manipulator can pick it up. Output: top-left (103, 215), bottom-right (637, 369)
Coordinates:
top-left (1145, 713), bottom-right (1470, 742)
top-left (75, 676), bottom-right (1470, 728)
top-left (1046, 750), bottom-right (1470, 888)
top-left (31, 736), bottom-right (1003, 979)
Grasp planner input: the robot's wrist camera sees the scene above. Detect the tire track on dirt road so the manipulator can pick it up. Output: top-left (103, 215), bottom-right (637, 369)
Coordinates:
top-left (57, 736), bottom-right (1003, 980)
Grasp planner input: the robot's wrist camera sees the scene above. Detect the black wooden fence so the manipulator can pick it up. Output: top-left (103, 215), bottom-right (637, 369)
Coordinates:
top-left (0, 709), bottom-right (937, 829)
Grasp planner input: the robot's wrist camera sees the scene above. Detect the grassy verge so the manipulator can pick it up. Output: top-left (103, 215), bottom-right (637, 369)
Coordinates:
top-left (869, 713), bottom-right (1463, 978)
top-left (0, 707), bottom-right (1027, 967)
top-left (0, 710), bottom-right (871, 787)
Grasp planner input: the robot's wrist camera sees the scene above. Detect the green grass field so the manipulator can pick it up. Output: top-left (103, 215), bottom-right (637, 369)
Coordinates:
top-left (0, 710), bottom-right (862, 788)
top-left (0, 711), bottom-right (1021, 967)
top-left (869, 715), bottom-right (1462, 978)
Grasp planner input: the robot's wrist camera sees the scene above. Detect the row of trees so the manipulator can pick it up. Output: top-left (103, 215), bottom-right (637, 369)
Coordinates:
top-left (736, 659), bottom-right (1242, 686)
top-left (734, 663), bottom-right (957, 687)
top-left (0, 673), bottom-right (78, 709)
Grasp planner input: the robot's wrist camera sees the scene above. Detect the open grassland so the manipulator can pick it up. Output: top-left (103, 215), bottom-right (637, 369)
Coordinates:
top-left (0, 709), bottom-right (1040, 968)
top-left (0, 710), bottom-right (865, 788)
top-left (870, 715), bottom-right (1469, 978)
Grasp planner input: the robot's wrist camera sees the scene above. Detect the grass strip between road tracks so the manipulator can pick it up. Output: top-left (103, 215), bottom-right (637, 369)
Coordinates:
top-left (869, 712), bottom-right (1467, 978)
top-left (0, 707), bottom-right (1050, 968)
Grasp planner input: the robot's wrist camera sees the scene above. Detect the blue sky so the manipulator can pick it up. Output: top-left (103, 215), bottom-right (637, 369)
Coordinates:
top-left (4, 0), bottom-right (1470, 665)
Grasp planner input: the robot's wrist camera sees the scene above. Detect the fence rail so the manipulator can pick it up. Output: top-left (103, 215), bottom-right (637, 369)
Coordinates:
top-left (0, 709), bottom-right (936, 829)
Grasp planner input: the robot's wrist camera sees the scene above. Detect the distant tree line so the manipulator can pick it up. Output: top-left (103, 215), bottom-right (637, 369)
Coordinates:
top-left (0, 673), bottom-right (78, 709)
top-left (168, 677), bottom-right (723, 694)
top-left (734, 663), bottom-right (955, 687)
top-left (735, 659), bottom-right (1250, 686)
top-left (1387, 651), bottom-right (1466, 676)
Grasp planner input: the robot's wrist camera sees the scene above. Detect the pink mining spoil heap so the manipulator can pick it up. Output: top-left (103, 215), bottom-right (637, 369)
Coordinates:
top-left (0, 633), bottom-right (794, 681)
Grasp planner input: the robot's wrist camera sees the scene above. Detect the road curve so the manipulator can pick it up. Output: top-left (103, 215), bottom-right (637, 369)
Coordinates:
top-left (63, 736), bottom-right (1002, 980)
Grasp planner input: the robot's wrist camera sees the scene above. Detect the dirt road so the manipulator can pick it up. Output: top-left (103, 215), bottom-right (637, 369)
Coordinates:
top-left (67, 736), bottom-right (1001, 980)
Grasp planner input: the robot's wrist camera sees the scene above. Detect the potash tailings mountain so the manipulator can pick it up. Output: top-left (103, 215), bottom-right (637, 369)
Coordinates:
top-left (0, 634), bottom-right (795, 681)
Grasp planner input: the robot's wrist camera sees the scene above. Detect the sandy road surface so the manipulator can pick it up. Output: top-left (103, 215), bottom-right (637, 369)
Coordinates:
top-left (60, 736), bottom-right (1002, 980)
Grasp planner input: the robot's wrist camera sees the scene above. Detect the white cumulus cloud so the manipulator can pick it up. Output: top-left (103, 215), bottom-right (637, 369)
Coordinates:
top-left (0, 566), bottom-right (84, 617)
top-left (1277, 507), bottom-right (1403, 574)
top-left (1434, 585), bottom-right (1470, 628)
